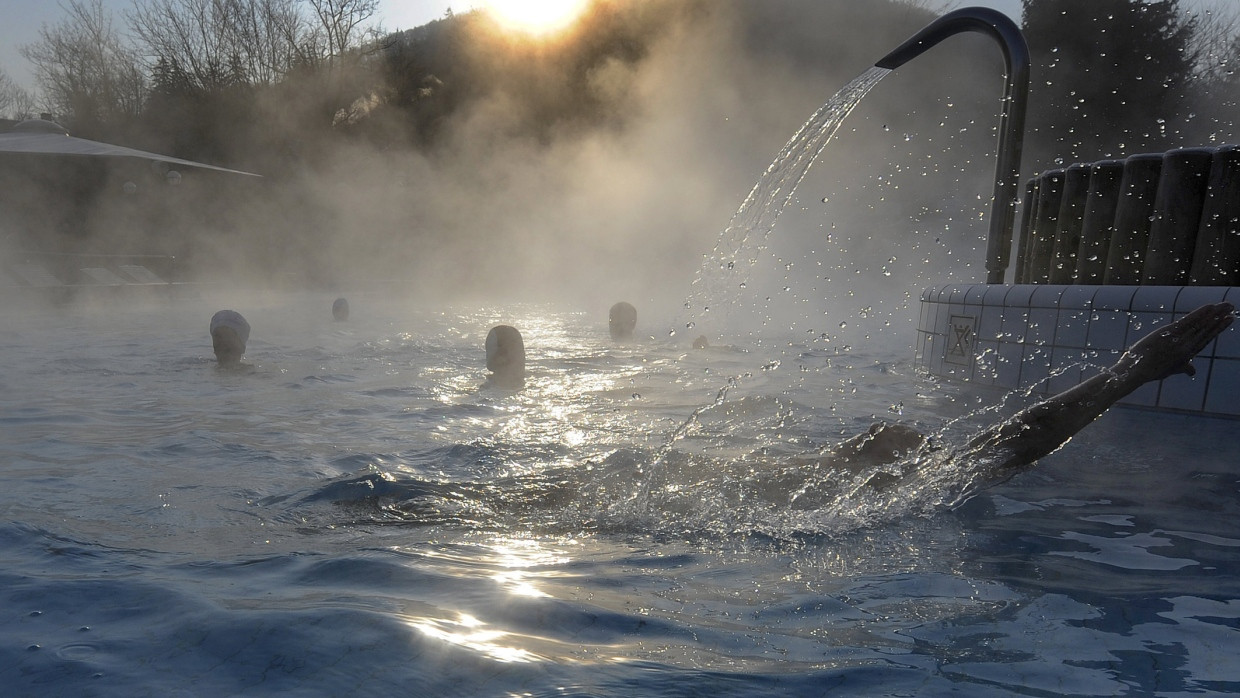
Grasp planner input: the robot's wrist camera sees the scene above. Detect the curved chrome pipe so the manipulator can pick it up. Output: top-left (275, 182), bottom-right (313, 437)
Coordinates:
top-left (877, 7), bottom-right (1029, 284)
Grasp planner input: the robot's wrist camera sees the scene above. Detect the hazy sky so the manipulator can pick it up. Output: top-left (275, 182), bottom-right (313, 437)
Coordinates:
top-left (0, 0), bottom-right (469, 91)
top-left (0, 0), bottom-right (1022, 93)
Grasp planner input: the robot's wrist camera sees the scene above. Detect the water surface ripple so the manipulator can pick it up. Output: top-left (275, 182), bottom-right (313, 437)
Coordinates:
top-left (1, 295), bottom-right (1238, 696)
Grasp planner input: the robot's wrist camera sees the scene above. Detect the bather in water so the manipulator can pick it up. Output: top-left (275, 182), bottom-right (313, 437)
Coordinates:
top-left (609, 302), bottom-right (637, 341)
top-left (332, 297), bottom-right (349, 322)
top-left (484, 324), bottom-right (526, 390)
top-left (209, 309), bottom-right (250, 367)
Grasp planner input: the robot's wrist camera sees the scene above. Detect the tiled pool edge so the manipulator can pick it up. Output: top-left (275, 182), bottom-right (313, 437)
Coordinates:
top-left (916, 284), bottom-right (1240, 417)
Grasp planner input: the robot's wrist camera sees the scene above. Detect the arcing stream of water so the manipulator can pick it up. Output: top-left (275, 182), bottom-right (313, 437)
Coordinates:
top-left (679, 65), bottom-right (891, 338)
top-left (632, 67), bottom-right (898, 517)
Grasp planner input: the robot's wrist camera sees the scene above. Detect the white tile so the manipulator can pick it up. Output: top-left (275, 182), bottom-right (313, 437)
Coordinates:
top-left (915, 330), bottom-right (932, 366)
top-left (1018, 343), bottom-right (1053, 391)
top-left (1004, 284), bottom-right (1038, 308)
top-left (1157, 361), bottom-right (1209, 412)
top-left (1174, 286), bottom-right (1230, 311)
top-left (927, 331), bottom-right (945, 375)
top-left (1026, 308), bottom-right (1058, 345)
top-left (1056, 308), bottom-right (1091, 348)
top-left (1120, 381), bottom-right (1159, 408)
top-left (1092, 285), bottom-right (1138, 312)
top-left (1132, 285), bottom-right (1179, 312)
top-left (999, 307), bottom-right (1031, 344)
top-left (915, 283), bottom-right (1240, 419)
top-left (1060, 285), bottom-right (1098, 309)
top-left (979, 305), bottom-right (1005, 342)
top-left (1030, 284), bottom-right (1069, 309)
top-left (964, 284), bottom-right (989, 304)
top-left (996, 341), bottom-right (1024, 389)
top-left (1204, 358), bottom-right (1240, 416)
top-left (918, 298), bottom-right (935, 334)
top-left (1086, 310), bottom-right (1130, 351)
top-left (983, 284), bottom-right (1013, 305)
top-left (922, 302), bottom-right (941, 338)
top-left (973, 341), bottom-right (1001, 384)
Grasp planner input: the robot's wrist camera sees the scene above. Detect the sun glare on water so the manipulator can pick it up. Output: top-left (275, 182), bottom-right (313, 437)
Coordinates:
top-left (483, 0), bottom-right (591, 36)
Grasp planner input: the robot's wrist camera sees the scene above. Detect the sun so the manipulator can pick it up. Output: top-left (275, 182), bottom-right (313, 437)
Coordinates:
top-left (482, 0), bottom-right (591, 36)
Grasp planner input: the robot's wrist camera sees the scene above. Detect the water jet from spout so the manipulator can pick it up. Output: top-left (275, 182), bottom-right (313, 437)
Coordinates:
top-left (876, 7), bottom-right (1029, 284)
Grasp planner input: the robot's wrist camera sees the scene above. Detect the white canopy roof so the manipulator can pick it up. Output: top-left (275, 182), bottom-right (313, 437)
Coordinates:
top-left (0, 119), bottom-right (260, 177)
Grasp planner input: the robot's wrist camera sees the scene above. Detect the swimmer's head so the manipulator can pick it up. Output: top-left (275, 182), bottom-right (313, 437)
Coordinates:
top-left (210, 310), bottom-right (250, 366)
top-left (332, 297), bottom-right (349, 322)
top-left (692, 335), bottom-right (710, 350)
top-left (485, 325), bottom-right (525, 388)
top-left (609, 301), bottom-right (637, 341)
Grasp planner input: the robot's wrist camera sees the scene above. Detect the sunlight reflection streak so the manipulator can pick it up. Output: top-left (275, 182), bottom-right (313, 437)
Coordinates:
top-left (409, 614), bottom-right (540, 663)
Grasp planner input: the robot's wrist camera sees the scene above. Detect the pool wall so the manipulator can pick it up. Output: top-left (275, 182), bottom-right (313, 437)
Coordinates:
top-left (916, 283), bottom-right (1240, 417)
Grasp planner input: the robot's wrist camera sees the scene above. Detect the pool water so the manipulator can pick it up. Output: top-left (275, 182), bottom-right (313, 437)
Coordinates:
top-left (1, 291), bottom-right (1238, 696)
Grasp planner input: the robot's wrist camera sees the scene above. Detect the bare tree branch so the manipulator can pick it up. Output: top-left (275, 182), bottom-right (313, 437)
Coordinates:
top-left (306, 0), bottom-right (380, 61)
top-left (20, 0), bottom-right (146, 130)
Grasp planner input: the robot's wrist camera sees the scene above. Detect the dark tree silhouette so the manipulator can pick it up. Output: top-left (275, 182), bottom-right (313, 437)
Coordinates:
top-left (1021, 0), bottom-right (1199, 167)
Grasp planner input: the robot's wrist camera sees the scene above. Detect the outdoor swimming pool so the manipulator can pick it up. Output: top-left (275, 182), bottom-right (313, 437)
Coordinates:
top-left (1, 290), bottom-right (1237, 696)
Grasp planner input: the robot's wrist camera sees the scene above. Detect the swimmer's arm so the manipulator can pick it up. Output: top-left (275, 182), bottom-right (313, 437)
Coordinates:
top-left (967, 302), bottom-right (1234, 474)
top-left (964, 369), bottom-right (1135, 472)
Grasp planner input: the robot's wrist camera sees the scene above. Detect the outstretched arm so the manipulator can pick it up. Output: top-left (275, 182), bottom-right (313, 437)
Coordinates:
top-left (966, 302), bottom-right (1234, 478)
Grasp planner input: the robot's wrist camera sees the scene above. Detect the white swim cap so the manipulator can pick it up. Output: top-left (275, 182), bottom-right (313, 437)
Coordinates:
top-left (486, 325), bottom-right (525, 372)
top-left (210, 310), bottom-right (251, 346)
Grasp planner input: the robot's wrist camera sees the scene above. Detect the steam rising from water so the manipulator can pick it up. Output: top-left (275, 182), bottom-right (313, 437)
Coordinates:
top-left (679, 66), bottom-right (891, 339)
top-left (2, 1), bottom-right (1013, 352)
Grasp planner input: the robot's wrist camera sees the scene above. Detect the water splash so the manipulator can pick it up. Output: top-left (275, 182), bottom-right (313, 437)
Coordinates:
top-left (621, 67), bottom-right (892, 525)
top-left (625, 376), bottom-right (739, 513)
top-left (680, 66), bottom-right (891, 334)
